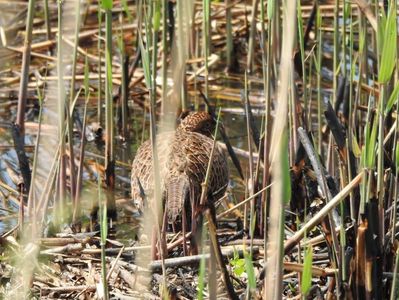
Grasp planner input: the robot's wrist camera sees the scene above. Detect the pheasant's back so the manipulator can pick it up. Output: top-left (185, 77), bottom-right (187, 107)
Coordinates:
top-left (130, 132), bottom-right (174, 208)
top-left (164, 130), bottom-right (228, 221)
top-left (131, 112), bottom-right (228, 223)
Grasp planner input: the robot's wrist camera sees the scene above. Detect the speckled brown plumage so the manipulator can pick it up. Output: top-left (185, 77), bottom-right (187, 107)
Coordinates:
top-left (131, 112), bottom-right (228, 224)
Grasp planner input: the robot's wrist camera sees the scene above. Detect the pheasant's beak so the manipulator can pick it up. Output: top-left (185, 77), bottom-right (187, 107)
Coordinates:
top-left (133, 199), bottom-right (144, 217)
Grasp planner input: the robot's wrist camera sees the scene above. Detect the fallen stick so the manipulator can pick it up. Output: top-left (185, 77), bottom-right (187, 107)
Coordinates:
top-left (283, 262), bottom-right (337, 277)
top-left (149, 246), bottom-right (259, 271)
top-left (40, 285), bottom-right (96, 293)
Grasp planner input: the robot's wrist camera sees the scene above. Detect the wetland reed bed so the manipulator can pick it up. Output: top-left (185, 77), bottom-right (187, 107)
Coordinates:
top-left (0, 0), bottom-right (398, 299)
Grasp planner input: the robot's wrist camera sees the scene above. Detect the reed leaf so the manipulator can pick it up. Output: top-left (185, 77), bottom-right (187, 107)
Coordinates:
top-left (385, 82), bottom-right (399, 115)
top-left (121, 0), bottom-right (133, 22)
top-left (139, 36), bottom-right (151, 89)
top-left (378, 2), bottom-right (397, 83)
top-left (244, 251), bottom-right (256, 292)
top-left (267, 0), bottom-right (275, 20)
top-left (396, 141), bottom-right (399, 169)
top-left (366, 116), bottom-right (378, 168)
top-left (301, 245), bottom-right (313, 296)
top-left (281, 129), bottom-right (291, 204)
top-left (101, 0), bottom-right (113, 10)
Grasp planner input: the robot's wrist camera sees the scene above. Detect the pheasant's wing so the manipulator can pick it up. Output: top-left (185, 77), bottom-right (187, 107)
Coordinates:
top-left (131, 132), bottom-right (174, 206)
top-left (131, 139), bottom-right (153, 202)
top-left (182, 132), bottom-right (229, 203)
top-left (208, 140), bottom-right (229, 200)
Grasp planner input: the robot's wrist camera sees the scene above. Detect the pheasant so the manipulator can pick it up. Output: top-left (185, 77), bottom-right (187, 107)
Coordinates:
top-left (130, 111), bottom-right (228, 230)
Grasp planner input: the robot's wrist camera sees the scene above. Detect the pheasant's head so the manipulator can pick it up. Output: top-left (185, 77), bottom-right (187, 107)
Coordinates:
top-left (178, 111), bottom-right (216, 137)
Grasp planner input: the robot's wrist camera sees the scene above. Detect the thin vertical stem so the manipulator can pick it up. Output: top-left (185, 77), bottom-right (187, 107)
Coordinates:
top-left (57, 0), bottom-right (66, 219)
top-left (16, 0), bottom-right (36, 136)
top-left (226, 0), bottom-right (232, 70)
top-left (104, 5), bottom-right (116, 218)
top-left (261, 0), bottom-right (273, 261)
top-left (316, 7), bottom-right (322, 155)
top-left (161, 0), bottom-right (168, 114)
top-left (98, 7), bottom-right (103, 123)
top-left (247, 0), bottom-right (260, 73)
top-left (202, 0), bottom-right (210, 98)
top-left (43, 0), bottom-right (51, 41)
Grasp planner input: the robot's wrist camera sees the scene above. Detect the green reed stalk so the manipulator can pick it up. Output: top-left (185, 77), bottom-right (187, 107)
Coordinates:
top-left (121, 0), bottom-right (133, 22)
top-left (69, 0), bottom-right (82, 105)
top-left (153, 0), bottom-right (169, 295)
top-left (161, 0), bottom-right (168, 114)
top-left (296, 2), bottom-right (307, 128)
top-left (97, 6), bottom-right (103, 123)
top-left (43, 0), bottom-right (51, 41)
top-left (67, 0), bottom-right (82, 205)
top-left (247, 0), bottom-right (259, 72)
top-left (147, 0), bottom-right (162, 218)
top-left (265, 2), bottom-right (296, 298)
top-left (57, 0), bottom-right (66, 219)
top-left (342, 0), bottom-right (349, 79)
top-left (16, 0), bottom-right (35, 136)
top-left (103, 0), bottom-right (116, 218)
top-left (199, 107), bottom-right (222, 205)
top-left (261, 0), bottom-right (273, 262)
top-left (99, 174), bottom-right (109, 300)
top-left (378, 0), bottom-right (397, 244)
top-left (118, 16), bottom-right (128, 140)
top-left (243, 72), bottom-right (255, 255)
top-left (27, 86), bottom-right (43, 229)
top-left (226, 0), bottom-right (232, 69)
top-left (316, 7), bottom-right (322, 155)
top-left (347, 5), bottom-right (354, 177)
top-left (392, 139), bottom-right (399, 242)
top-left (202, 0), bottom-right (210, 98)
top-left (357, 11), bottom-right (366, 135)
top-left (332, 0), bottom-right (339, 108)
top-left (391, 83), bottom-right (399, 242)
top-left (37, 145), bottom-right (60, 222)
top-left (174, 0), bottom-right (191, 111)
top-left (138, 0), bottom-right (167, 294)
top-left (150, 0), bottom-right (168, 290)
top-left (377, 88), bottom-right (385, 243)
top-left (73, 56), bottom-right (90, 223)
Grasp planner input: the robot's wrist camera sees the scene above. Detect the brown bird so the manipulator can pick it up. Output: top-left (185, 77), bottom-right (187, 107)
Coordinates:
top-left (130, 111), bottom-right (229, 229)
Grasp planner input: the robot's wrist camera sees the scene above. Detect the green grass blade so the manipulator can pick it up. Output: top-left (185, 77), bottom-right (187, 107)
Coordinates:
top-left (385, 82), bottom-right (399, 115)
top-left (101, 0), bottom-right (113, 10)
top-left (366, 116), bottom-right (378, 168)
top-left (281, 129), bottom-right (291, 204)
top-left (301, 245), bottom-right (313, 296)
top-left (396, 141), bottom-right (399, 169)
top-left (378, 2), bottom-right (397, 83)
top-left (244, 251), bottom-right (256, 292)
top-left (121, 0), bottom-right (133, 22)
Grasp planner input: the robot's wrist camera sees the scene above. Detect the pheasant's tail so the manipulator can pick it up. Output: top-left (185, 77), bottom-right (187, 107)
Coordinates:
top-left (166, 175), bottom-right (190, 222)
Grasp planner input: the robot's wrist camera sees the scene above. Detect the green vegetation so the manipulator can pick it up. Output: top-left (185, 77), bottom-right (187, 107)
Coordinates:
top-left (0, 0), bottom-right (398, 299)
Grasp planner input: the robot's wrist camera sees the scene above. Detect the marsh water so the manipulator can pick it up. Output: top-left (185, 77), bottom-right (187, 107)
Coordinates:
top-left (0, 1), bottom-right (335, 238)
top-left (0, 66), bottom-right (263, 237)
